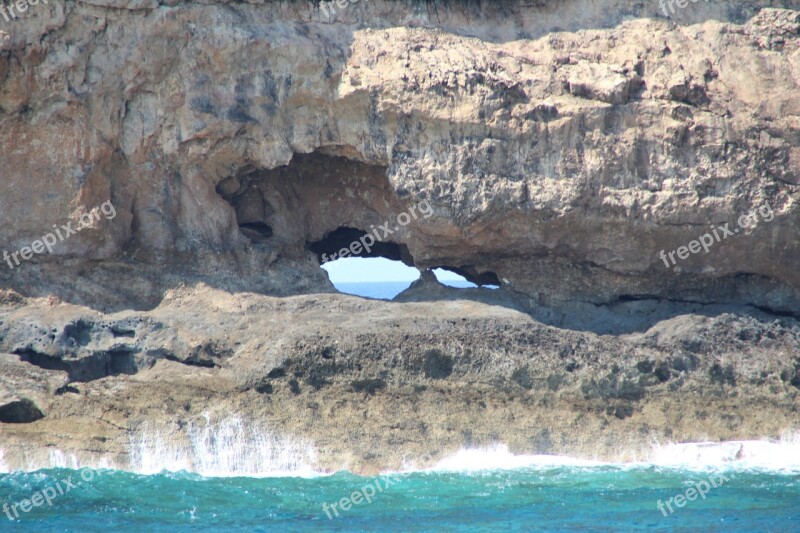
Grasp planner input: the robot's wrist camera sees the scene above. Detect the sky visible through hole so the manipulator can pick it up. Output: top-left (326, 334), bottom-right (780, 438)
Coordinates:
top-left (321, 257), bottom-right (485, 299)
top-left (322, 257), bottom-right (422, 283)
top-left (321, 257), bottom-right (473, 284)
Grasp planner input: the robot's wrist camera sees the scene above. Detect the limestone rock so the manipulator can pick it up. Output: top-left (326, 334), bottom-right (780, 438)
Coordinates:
top-left (0, 0), bottom-right (799, 473)
top-left (0, 1), bottom-right (796, 314)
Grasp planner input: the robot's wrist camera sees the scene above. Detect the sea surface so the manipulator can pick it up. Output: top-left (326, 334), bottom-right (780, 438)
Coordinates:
top-left (1, 454), bottom-right (798, 531)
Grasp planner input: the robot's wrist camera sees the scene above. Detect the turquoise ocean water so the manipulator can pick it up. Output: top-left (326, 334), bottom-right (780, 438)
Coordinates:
top-left (1, 466), bottom-right (798, 531)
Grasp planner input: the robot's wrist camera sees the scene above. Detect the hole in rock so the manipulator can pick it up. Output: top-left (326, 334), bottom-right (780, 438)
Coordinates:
top-left (0, 398), bottom-right (45, 424)
top-left (215, 179), bottom-right (275, 244)
top-left (432, 267), bottom-right (500, 289)
top-left (239, 221), bottom-right (273, 240)
top-left (322, 257), bottom-right (420, 300)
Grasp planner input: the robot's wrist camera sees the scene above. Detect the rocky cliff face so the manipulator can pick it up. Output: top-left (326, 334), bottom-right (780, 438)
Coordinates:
top-left (1, 0), bottom-right (799, 473)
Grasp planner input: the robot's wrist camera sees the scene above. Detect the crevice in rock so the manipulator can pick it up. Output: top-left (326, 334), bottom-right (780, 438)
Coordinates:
top-left (752, 304), bottom-right (800, 320)
top-left (55, 384), bottom-right (80, 395)
top-left (0, 398), bottom-right (45, 424)
top-left (138, 338), bottom-right (232, 368)
top-left (13, 347), bottom-right (140, 383)
top-left (239, 222), bottom-right (273, 241)
top-left (14, 348), bottom-right (71, 373)
top-left (614, 294), bottom-right (706, 305)
top-left (351, 378), bottom-right (387, 395)
top-left (165, 355), bottom-right (217, 368)
top-left (614, 294), bottom-right (800, 321)
top-left (110, 325), bottom-right (136, 338)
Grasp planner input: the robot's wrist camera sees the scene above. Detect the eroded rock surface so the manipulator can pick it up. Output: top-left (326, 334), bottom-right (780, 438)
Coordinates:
top-left (0, 1), bottom-right (798, 311)
top-left (0, 285), bottom-right (799, 473)
top-left (0, 0), bottom-right (799, 472)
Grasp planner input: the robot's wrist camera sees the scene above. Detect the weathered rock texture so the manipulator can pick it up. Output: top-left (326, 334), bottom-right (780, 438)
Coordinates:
top-left (1, 0), bottom-right (799, 473)
top-left (1, 284), bottom-right (799, 473)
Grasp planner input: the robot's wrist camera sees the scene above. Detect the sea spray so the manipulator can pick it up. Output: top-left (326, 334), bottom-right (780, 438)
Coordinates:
top-left (129, 413), bottom-right (319, 476)
top-left (649, 434), bottom-right (800, 473)
top-left (404, 437), bottom-right (800, 475)
top-left (47, 449), bottom-right (81, 470)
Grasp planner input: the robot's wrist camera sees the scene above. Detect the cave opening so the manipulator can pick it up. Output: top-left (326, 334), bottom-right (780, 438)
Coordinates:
top-left (308, 225), bottom-right (421, 299)
top-left (432, 267), bottom-right (501, 289)
top-left (214, 151), bottom-right (504, 300)
top-left (308, 227), bottom-right (502, 298)
top-left (322, 257), bottom-right (420, 300)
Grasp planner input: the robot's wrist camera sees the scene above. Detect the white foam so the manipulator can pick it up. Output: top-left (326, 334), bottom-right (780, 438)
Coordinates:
top-left (5, 431), bottom-right (800, 477)
top-left (129, 414), bottom-right (321, 478)
top-left (0, 449), bottom-right (8, 473)
top-left (48, 449), bottom-right (80, 469)
top-left (425, 444), bottom-right (607, 473)
top-left (398, 433), bottom-right (800, 475)
top-left (649, 433), bottom-right (800, 473)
